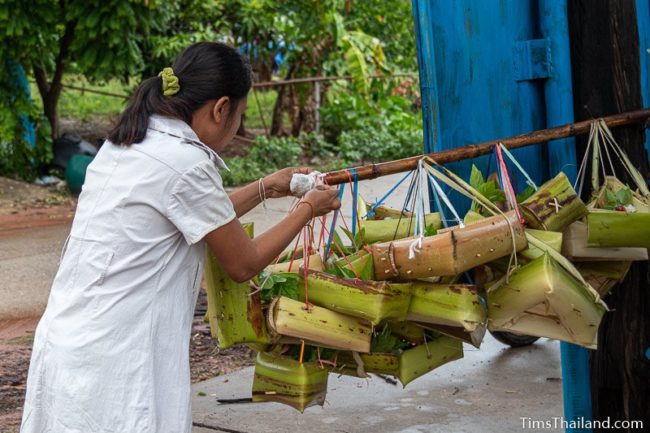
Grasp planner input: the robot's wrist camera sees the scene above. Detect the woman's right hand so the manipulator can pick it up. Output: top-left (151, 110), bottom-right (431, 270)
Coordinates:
top-left (303, 186), bottom-right (341, 217)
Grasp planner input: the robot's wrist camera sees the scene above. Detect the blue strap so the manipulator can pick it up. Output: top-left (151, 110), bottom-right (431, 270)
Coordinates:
top-left (368, 171), bottom-right (413, 217)
top-left (428, 171), bottom-right (449, 228)
top-left (350, 168), bottom-right (359, 236)
top-left (324, 184), bottom-right (346, 257)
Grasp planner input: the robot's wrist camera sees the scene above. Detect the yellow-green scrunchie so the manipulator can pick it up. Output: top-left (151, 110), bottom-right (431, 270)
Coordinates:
top-left (158, 67), bottom-right (180, 96)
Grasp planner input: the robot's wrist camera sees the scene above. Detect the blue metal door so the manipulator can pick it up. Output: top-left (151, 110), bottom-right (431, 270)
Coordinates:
top-left (412, 2), bottom-right (589, 432)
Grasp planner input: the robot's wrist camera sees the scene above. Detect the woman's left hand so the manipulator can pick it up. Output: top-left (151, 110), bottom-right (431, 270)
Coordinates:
top-left (263, 167), bottom-right (311, 198)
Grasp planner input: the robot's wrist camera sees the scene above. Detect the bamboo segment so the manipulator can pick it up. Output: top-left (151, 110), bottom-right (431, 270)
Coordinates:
top-left (252, 351), bottom-right (328, 412)
top-left (372, 210), bottom-right (527, 280)
top-left (299, 270), bottom-right (411, 325)
top-left (587, 209), bottom-right (650, 249)
top-left (204, 223), bottom-right (269, 349)
top-left (562, 221), bottom-right (648, 261)
top-left (406, 283), bottom-right (486, 332)
top-left (269, 296), bottom-right (372, 352)
top-left (367, 205), bottom-right (412, 220)
top-left (265, 254), bottom-right (324, 273)
top-left (487, 253), bottom-right (606, 348)
top-left (520, 172), bottom-right (588, 231)
top-left (361, 213), bottom-right (441, 243)
top-left (338, 335), bottom-right (463, 386)
top-left (576, 261), bottom-right (632, 297)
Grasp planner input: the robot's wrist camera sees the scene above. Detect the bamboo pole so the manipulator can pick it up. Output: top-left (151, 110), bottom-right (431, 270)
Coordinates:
top-left (323, 109), bottom-right (650, 185)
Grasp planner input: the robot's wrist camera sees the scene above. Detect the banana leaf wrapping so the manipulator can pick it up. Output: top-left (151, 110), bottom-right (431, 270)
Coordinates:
top-left (587, 209), bottom-right (650, 249)
top-left (487, 253), bottom-right (607, 349)
top-left (268, 296), bottom-right (372, 353)
top-left (406, 283), bottom-right (486, 333)
top-left (298, 269), bottom-right (411, 325)
top-left (575, 260), bottom-right (633, 297)
top-left (252, 351), bottom-right (328, 412)
top-left (337, 334), bottom-right (463, 386)
top-left (204, 223), bottom-right (269, 349)
top-left (372, 210), bottom-right (527, 280)
top-left (562, 220), bottom-right (648, 261)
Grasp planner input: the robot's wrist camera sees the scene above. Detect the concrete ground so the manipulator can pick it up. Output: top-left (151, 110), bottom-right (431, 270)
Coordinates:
top-left (1, 174), bottom-right (565, 432)
top-left (192, 336), bottom-right (563, 433)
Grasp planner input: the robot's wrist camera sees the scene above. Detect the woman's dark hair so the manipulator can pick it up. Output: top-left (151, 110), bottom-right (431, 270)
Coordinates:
top-left (108, 42), bottom-right (252, 145)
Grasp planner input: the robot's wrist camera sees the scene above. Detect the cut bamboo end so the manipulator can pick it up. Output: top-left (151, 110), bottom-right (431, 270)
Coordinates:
top-left (406, 283), bottom-right (486, 332)
top-left (299, 270), bottom-right (412, 325)
top-left (252, 351), bottom-right (328, 412)
top-left (265, 253), bottom-right (324, 273)
top-left (204, 223), bottom-right (269, 349)
top-left (361, 213), bottom-right (441, 243)
top-left (563, 221), bottom-right (648, 261)
top-left (270, 296), bottom-right (372, 353)
top-left (520, 172), bottom-right (588, 231)
top-left (587, 209), bottom-right (650, 249)
top-left (372, 210), bottom-right (527, 280)
top-left (487, 253), bottom-right (606, 349)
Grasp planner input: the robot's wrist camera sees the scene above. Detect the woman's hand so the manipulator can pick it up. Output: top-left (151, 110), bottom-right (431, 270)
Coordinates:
top-left (262, 167), bottom-right (311, 198)
top-left (302, 186), bottom-right (341, 217)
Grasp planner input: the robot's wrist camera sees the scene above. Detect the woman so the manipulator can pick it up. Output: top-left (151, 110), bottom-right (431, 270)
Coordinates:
top-left (21, 42), bottom-right (340, 433)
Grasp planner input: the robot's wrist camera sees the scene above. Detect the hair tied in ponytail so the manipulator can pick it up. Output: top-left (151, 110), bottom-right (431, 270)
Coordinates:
top-left (158, 67), bottom-right (180, 96)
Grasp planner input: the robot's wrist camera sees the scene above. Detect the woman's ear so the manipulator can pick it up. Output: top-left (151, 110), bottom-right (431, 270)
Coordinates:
top-left (212, 96), bottom-right (231, 124)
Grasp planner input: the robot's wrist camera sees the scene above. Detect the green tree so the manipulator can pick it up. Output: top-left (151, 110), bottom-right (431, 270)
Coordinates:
top-left (0, 0), bottom-right (173, 139)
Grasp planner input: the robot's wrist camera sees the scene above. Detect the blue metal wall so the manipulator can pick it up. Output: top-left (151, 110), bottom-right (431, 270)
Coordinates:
top-left (635, 0), bottom-right (650, 162)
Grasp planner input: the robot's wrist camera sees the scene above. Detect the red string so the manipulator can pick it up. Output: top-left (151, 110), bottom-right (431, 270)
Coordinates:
top-left (320, 224), bottom-right (362, 280)
top-left (344, 169), bottom-right (366, 246)
top-left (287, 229), bottom-right (303, 273)
top-left (495, 145), bottom-right (525, 225)
top-left (302, 225), bottom-right (311, 309)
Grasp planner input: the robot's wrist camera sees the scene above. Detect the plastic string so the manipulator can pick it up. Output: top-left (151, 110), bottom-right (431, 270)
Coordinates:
top-left (324, 184), bottom-right (346, 258)
top-left (367, 170), bottom-right (414, 217)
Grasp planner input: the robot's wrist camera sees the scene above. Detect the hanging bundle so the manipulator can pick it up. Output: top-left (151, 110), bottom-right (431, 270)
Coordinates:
top-left (204, 223), bottom-right (269, 349)
top-left (252, 351), bottom-right (329, 412)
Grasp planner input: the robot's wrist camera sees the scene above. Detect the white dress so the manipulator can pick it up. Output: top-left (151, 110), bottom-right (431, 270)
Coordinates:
top-left (21, 115), bottom-right (236, 433)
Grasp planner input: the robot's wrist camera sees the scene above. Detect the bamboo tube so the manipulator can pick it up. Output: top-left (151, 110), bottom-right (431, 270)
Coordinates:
top-left (323, 109), bottom-right (650, 185)
top-left (265, 254), bottom-right (324, 273)
top-left (587, 209), bottom-right (650, 248)
top-left (487, 253), bottom-right (606, 349)
top-left (204, 223), bottom-right (269, 349)
top-left (298, 270), bottom-right (411, 325)
top-left (562, 221), bottom-right (648, 261)
top-left (366, 204), bottom-right (412, 220)
top-left (361, 213), bottom-right (441, 243)
top-left (372, 210), bottom-right (527, 280)
top-left (252, 351), bottom-right (328, 412)
top-left (406, 283), bottom-right (486, 332)
top-left (268, 296), bottom-right (372, 353)
top-left (519, 172), bottom-right (588, 231)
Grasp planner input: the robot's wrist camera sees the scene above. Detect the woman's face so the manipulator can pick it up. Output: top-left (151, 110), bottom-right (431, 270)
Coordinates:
top-left (192, 95), bottom-right (248, 152)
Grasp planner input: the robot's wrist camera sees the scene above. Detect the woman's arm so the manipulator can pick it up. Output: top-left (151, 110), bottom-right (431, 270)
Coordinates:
top-left (206, 187), bottom-right (340, 282)
top-left (228, 167), bottom-right (311, 217)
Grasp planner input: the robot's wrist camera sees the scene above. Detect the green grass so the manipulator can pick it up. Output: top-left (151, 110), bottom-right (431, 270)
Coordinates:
top-left (30, 75), bottom-right (133, 121)
top-left (245, 89), bottom-right (277, 130)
